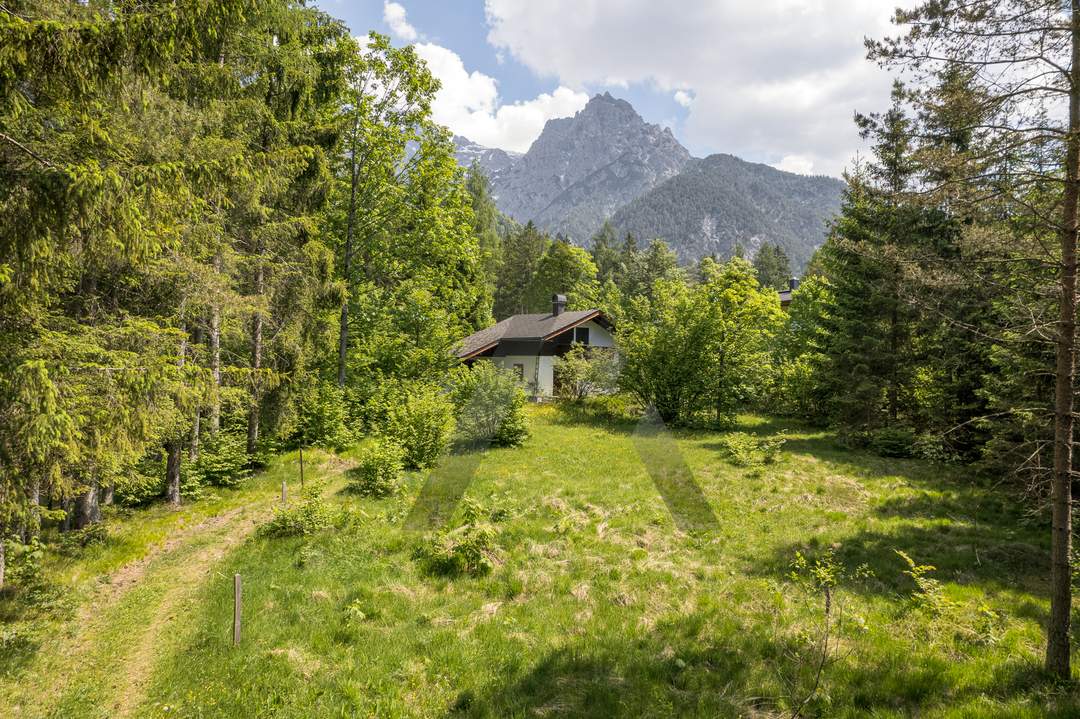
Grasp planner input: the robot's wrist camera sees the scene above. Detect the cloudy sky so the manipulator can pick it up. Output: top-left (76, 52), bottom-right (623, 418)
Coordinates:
top-left (320, 1), bottom-right (910, 177)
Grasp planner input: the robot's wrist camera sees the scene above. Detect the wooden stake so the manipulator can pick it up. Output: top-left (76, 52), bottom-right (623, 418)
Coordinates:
top-left (281, 480), bottom-right (287, 505)
top-left (232, 573), bottom-right (242, 646)
top-left (299, 443), bottom-right (305, 490)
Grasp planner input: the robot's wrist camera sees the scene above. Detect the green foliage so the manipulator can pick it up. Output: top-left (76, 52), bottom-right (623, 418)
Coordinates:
top-left (293, 382), bottom-right (355, 452)
top-left (259, 484), bottom-right (334, 538)
top-left (413, 522), bottom-right (497, 578)
top-left (381, 383), bottom-right (455, 469)
top-left (494, 222), bottom-right (551, 319)
top-left (191, 430), bottom-right (251, 488)
top-left (521, 240), bottom-right (599, 313)
top-left (449, 362), bottom-right (530, 448)
top-left (718, 432), bottom-right (787, 467)
top-left (346, 441), bottom-right (405, 498)
top-left (617, 257), bottom-right (781, 424)
top-left (553, 345), bottom-right (619, 402)
top-left (868, 427), bottom-right (917, 458)
top-left (895, 550), bottom-right (949, 612)
top-left (753, 242), bottom-right (792, 290)
top-left (56, 524), bottom-right (110, 555)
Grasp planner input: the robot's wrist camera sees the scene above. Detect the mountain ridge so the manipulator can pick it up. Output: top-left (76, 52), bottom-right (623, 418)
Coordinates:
top-left (451, 94), bottom-right (845, 269)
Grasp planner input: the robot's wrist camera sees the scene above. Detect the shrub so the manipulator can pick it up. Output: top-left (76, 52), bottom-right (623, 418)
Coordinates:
top-left (450, 362), bottom-right (530, 448)
top-left (413, 522), bottom-right (497, 578)
top-left (57, 524), bottom-right (109, 555)
top-left (869, 427), bottom-right (916, 458)
top-left (191, 429), bottom-right (251, 487)
top-left (383, 383), bottom-right (455, 469)
top-left (718, 431), bottom-right (787, 467)
top-left (259, 483), bottom-right (334, 538)
top-left (294, 381), bottom-right (355, 452)
top-left (347, 441), bottom-right (405, 497)
top-left (553, 345), bottom-right (619, 401)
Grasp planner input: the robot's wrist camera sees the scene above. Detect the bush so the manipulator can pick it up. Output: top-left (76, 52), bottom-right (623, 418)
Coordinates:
top-left (56, 524), bottom-right (109, 555)
top-left (192, 429), bottom-right (251, 487)
top-left (553, 345), bottom-right (619, 401)
top-left (869, 427), bottom-right (916, 458)
top-left (413, 522), bottom-right (497, 578)
top-left (718, 431), bottom-right (787, 467)
top-left (259, 483), bottom-right (334, 538)
top-left (347, 441), bottom-right (405, 497)
top-left (294, 381), bottom-right (355, 452)
top-left (450, 362), bottom-right (530, 448)
top-left (381, 383), bottom-right (455, 469)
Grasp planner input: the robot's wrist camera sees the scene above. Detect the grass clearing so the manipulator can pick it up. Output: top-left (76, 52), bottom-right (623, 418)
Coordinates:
top-left (3, 406), bottom-right (1079, 717)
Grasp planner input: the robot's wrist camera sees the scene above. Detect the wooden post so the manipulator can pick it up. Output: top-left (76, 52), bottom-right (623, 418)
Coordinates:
top-left (232, 573), bottom-right (242, 646)
top-left (281, 480), bottom-right (287, 505)
top-left (299, 443), bottom-right (305, 490)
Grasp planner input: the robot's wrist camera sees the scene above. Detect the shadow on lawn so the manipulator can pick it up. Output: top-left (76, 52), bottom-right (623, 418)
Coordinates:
top-left (448, 610), bottom-right (1076, 718)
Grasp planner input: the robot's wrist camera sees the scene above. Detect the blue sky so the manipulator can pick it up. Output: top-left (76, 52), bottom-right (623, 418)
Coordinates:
top-left (317, 1), bottom-right (906, 177)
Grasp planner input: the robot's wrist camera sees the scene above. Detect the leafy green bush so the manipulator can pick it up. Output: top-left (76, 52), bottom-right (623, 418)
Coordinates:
top-left (56, 524), bottom-right (109, 555)
top-left (413, 522), bottom-right (497, 577)
top-left (381, 383), bottom-right (455, 469)
top-left (259, 483), bottom-right (334, 538)
top-left (347, 441), bottom-right (405, 497)
top-left (553, 345), bottom-right (619, 401)
top-left (294, 381), bottom-right (355, 452)
top-left (450, 362), bottom-right (530, 448)
top-left (718, 431), bottom-right (787, 467)
top-left (192, 430), bottom-right (251, 487)
top-left (869, 427), bottom-right (916, 458)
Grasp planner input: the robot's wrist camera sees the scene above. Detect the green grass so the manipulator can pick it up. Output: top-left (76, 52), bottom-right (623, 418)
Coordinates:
top-left (4, 407), bottom-right (1080, 717)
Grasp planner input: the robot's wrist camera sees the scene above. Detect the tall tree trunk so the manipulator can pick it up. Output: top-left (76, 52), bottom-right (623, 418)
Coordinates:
top-left (24, 477), bottom-right (41, 542)
top-left (74, 482), bottom-right (100, 529)
top-left (337, 124), bottom-right (360, 388)
top-left (165, 439), bottom-right (182, 508)
top-left (0, 537), bottom-right (5, 591)
top-left (1046, 0), bottom-right (1080, 679)
top-left (190, 324), bottom-right (203, 462)
top-left (210, 251), bottom-right (222, 434)
top-left (247, 259), bottom-right (265, 456)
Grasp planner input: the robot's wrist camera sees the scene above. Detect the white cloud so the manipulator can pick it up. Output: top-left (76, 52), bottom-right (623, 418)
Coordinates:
top-left (383, 1), bottom-right (418, 42)
top-left (414, 42), bottom-right (588, 153)
top-left (774, 154), bottom-right (815, 175)
top-left (484, 0), bottom-right (915, 175)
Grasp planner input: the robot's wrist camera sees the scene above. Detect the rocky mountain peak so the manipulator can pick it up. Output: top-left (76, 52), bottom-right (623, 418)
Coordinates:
top-left (488, 94), bottom-right (693, 241)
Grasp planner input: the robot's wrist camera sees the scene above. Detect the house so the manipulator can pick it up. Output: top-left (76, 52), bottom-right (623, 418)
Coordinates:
top-left (778, 277), bottom-right (800, 309)
top-left (454, 294), bottom-right (614, 397)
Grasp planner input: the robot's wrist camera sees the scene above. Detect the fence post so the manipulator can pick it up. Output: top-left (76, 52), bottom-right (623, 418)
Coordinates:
top-left (233, 573), bottom-right (242, 646)
top-left (281, 480), bottom-right (287, 505)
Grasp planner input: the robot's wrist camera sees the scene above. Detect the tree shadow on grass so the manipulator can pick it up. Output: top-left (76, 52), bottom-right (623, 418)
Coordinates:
top-left (447, 610), bottom-right (1078, 718)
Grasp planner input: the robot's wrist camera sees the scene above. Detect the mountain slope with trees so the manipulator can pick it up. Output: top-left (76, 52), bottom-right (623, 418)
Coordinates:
top-left (609, 154), bottom-right (845, 268)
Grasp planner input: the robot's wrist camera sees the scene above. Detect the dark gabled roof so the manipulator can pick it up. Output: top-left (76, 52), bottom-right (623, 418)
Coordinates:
top-left (455, 309), bottom-right (608, 359)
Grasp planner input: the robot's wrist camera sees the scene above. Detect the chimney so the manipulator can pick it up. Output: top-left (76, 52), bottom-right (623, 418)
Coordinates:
top-left (788, 277), bottom-right (800, 291)
top-left (552, 293), bottom-right (567, 316)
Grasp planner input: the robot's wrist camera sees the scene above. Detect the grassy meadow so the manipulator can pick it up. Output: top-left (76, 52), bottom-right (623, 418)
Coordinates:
top-left (2, 404), bottom-right (1078, 718)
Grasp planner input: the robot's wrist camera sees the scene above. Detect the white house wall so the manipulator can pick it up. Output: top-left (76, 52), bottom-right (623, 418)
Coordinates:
top-left (581, 320), bottom-right (614, 348)
top-left (489, 355), bottom-right (554, 396)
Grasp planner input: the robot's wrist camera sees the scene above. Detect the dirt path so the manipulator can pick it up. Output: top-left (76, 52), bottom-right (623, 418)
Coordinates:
top-left (3, 493), bottom-right (279, 719)
top-left (109, 505), bottom-right (270, 718)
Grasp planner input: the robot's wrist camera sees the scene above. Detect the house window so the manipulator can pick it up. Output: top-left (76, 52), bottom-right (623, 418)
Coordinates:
top-left (512, 363), bottom-right (524, 380)
top-left (574, 327), bottom-right (590, 344)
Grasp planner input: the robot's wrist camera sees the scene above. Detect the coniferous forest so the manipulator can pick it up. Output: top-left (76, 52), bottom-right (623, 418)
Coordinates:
top-left (6, 1), bottom-right (1080, 715)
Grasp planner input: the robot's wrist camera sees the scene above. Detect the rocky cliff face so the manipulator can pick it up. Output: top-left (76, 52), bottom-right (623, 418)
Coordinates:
top-left (451, 94), bottom-right (844, 268)
top-left (452, 135), bottom-right (522, 175)
top-left (479, 93), bottom-right (692, 241)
